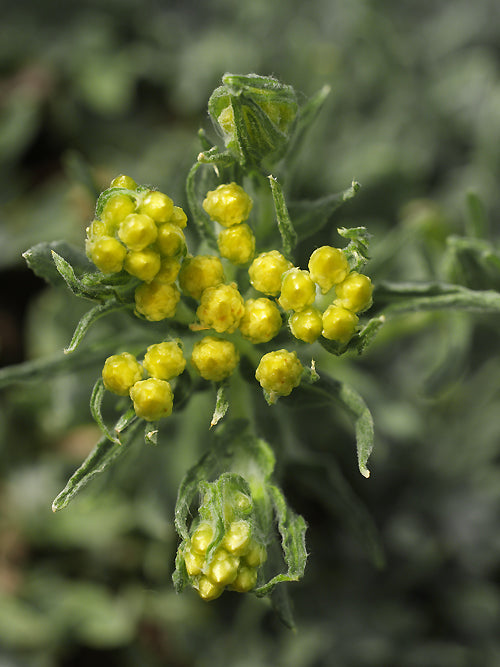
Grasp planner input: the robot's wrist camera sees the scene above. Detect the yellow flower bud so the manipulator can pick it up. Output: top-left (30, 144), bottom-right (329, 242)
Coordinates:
top-left (88, 236), bottom-right (127, 274)
top-left (243, 540), bottom-right (267, 568)
top-left (278, 268), bottom-right (316, 312)
top-left (124, 248), bottom-right (161, 282)
top-left (248, 250), bottom-right (293, 296)
top-left (179, 255), bottom-right (224, 300)
top-left (207, 548), bottom-right (240, 586)
top-left (191, 336), bottom-right (239, 382)
top-left (184, 548), bottom-right (204, 576)
top-left (239, 298), bottom-right (282, 344)
top-left (118, 213), bottom-right (158, 251)
top-left (289, 307), bottom-right (323, 343)
top-left (223, 521), bottom-right (251, 556)
top-left (139, 190), bottom-right (174, 223)
top-left (86, 218), bottom-right (113, 240)
top-left (308, 246), bottom-right (350, 294)
top-left (322, 305), bottom-right (358, 343)
top-left (191, 523), bottom-right (214, 555)
top-left (202, 182), bottom-right (253, 227)
top-left (143, 341), bottom-right (186, 380)
top-left (155, 257), bottom-right (181, 284)
top-left (102, 352), bottom-right (143, 396)
top-left (170, 205), bottom-right (188, 229)
top-left (156, 223), bottom-right (186, 258)
top-left (196, 283), bottom-right (245, 334)
top-left (129, 378), bottom-right (173, 421)
top-left (196, 575), bottom-right (223, 601)
top-left (110, 174), bottom-right (137, 189)
top-left (255, 349), bottom-right (303, 400)
top-left (135, 280), bottom-right (181, 321)
top-left (101, 193), bottom-right (136, 226)
top-left (217, 223), bottom-right (255, 264)
top-left (229, 565), bottom-right (258, 593)
top-left (334, 272), bottom-right (373, 313)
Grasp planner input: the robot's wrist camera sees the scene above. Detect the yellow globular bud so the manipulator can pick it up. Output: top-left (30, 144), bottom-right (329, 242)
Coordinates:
top-left (217, 223), bottom-right (255, 265)
top-left (86, 218), bottom-right (112, 240)
top-left (124, 248), bottom-right (161, 282)
top-left (239, 298), bottom-right (282, 344)
top-left (308, 246), bottom-right (350, 294)
top-left (196, 283), bottom-right (245, 334)
top-left (334, 272), bottom-right (374, 313)
top-left (191, 523), bottom-right (214, 555)
top-left (179, 255), bottom-right (224, 300)
top-left (202, 182), bottom-right (253, 227)
top-left (184, 549), bottom-right (204, 576)
top-left (255, 349), bottom-right (303, 400)
top-left (129, 378), bottom-right (173, 421)
top-left (170, 205), bottom-right (188, 229)
top-left (244, 540), bottom-right (267, 568)
top-left (248, 250), bottom-right (293, 296)
top-left (156, 223), bottom-right (186, 258)
top-left (229, 566), bottom-right (258, 593)
top-left (155, 257), bottom-right (181, 284)
top-left (102, 352), bottom-right (143, 396)
top-left (278, 268), bottom-right (316, 312)
top-left (101, 193), bottom-right (136, 226)
top-left (289, 307), bottom-right (323, 344)
top-left (139, 190), bottom-right (174, 223)
top-left (135, 280), bottom-right (181, 321)
top-left (190, 336), bottom-right (239, 382)
top-left (110, 174), bottom-right (137, 190)
top-left (207, 548), bottom-right (240, 586)
top-left (197, 575), bottom-right (223, 601)
top-left (322, 305), bottom-right (359, 343)
top-left (143, 341), bottom-right (186, 380)
top-left (223, 521), bottom-right (251, 556)
top-left (88, 237), bottom-right (127, 274)
top-left (118, 213), bottom-right (158, 251)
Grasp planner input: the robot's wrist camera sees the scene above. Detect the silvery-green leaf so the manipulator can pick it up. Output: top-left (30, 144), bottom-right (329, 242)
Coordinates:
top-left (64, 300), bottom-right (131, 354)
top-left (23, 241), bottom-right (91, 287)
top-left (210, 385), bottom-right (229, 428)
top-left (269, 175), bottom-right (297, 259)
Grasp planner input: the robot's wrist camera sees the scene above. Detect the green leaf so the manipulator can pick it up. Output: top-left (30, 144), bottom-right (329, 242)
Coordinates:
top-left (90, 379), bottom-right (122, 445)
top-left (64, 300), bottom-right (131, 353)
top-left (210, 385), bottom-right (229, 428)
top-left (185, 162), bottom-right (218, 245)
top-left (285, 84), bottom-right (331, 163)
top-left (51, 251), bottom-right (118, 302)
top-left (23, 241), bottom-right (92, 287)
top-left (51, 420), bottom-right (141, 512)
top-left (289, 181), bottom-right (361, 242)
top-left (253, 484), bottom-right (307, 597)
top-left (144, 422), bottom-right (159, 445)
top-left (268, 175), bottom-right (297, 259)
top-left (465, 191), bottom-right (488, 239)
top-left (338, 225), bottom-right (371, 270)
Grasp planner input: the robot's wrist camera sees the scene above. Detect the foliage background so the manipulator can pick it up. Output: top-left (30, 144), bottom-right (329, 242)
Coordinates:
top-left (1, 0), bottom-right (500, 665)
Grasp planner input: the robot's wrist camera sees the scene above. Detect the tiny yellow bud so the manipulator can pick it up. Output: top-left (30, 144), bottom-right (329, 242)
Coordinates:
top-left (88, 236), bottom-right (127, 274)
top-left (197, 575), bottom-right (223, 601)
top-left (86, 218), bottom-right (113, 240)
top-left (190, 336), bottom-right (239, 382)
top-left (139, 190), bottom-right (174, 223)
top-left (322, 305), bottom-right (358, 343)
top-left (124, 248), bottom-right (161, 282)
top-left (170, 205), bottom-right (188, 229)
top-left (110, 174), bottom-right (137, 189)
top-left (278, 268), bottom-right (316, 312)
top-left (207, 548), bottom-right (240, 586)
top-left (255, 349), bottom-right (303, 400)
top-left (184, 549), bottom-right (204, 576)
top-left (289, 307), bottom-right (323, 343)
top-left (248, 250), bottom-right (293, 296)
top-left (155, 257), bottom-right (181, 284)
top-left (135, 280), bottom-right (181, 321)
top-left (217, 223), bottom-right (255, 265)
top-left (191, 523), bottom-right (214, 555)
top-left (118, 213), bottom-right (158, 251)
top-left (143, 341), bottom-right (186, 380)
top-left (243, 540), bottom-right (267, 568)
top-left (102, 352), bottom-right (143, 396)
top-left (101, 193), bottom-right (136, 225)
top-left (179, 255), bottom-right (224, 300)
top-left (223, 521), bottom-right (251, 556)
top-left (229, 565), bottom-right (258, 593)
top-left (196, 283), bottom-right (245, 334)
top-left (308, 246), bottom-right (350, 293)
top-left (202, 182), bottom-right (253, 227)
top-left (129, 378), bottom-right (173, 421)
top-left (156, 223), bottom-right (186, 258)
top-left (239, 298), bottom-right (282, 344)
top-left (334, 272), bottom-right (374, 313)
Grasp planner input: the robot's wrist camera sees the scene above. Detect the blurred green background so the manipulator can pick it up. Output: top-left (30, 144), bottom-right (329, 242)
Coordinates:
top-left (1, 1), bottom-right (500, 665)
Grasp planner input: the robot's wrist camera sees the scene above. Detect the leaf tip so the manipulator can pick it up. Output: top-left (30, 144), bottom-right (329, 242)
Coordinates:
top-left (361, 468), bottom-right (371, 479)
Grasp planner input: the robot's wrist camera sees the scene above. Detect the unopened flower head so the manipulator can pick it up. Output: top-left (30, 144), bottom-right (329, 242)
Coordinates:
top-left (255, 349), bottom-right (303, 401)
top-left (179, 255), bottom-right (224, 300)
top-left (217, 223), bottom-right (255, 265)
top-left (102, 352), bottom-right (143, 396)
top-left (190, 336), bottom-right (239, 382)
top-left (334, 272), bottom-right (373, 313)
top-left (196, 283), bottom-right (245, 334)
top-left (248, 250), bottom-right (293, 296)
top-left (129, 378), bottom-right (173, 421)
top-left (202, 182), bottom-right (253, 227)
top-left (239, 298), bottom-right (282, 344)
top-left (308, 246), bottom-right (350, 294)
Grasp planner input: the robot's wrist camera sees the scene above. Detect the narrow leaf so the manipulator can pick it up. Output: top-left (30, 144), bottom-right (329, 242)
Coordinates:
top-left (64, 300), bottom-right (130, 353)
top-left (186, 162), bottom-right (218, 245)
top-left (145, 423), bottom-right (159, 445)
top-left (268, 175), bottom-right (297, 258)
top-left (90, 379), bottom-right (121, 445)
top-left (23, 241), bottom-right (91, 287)
top-left (465, 191), bottom-right (488, 239)
top-left (51, 251), bottom-right (114, 301)
top-left (210, 385), bottom-right (229, 428)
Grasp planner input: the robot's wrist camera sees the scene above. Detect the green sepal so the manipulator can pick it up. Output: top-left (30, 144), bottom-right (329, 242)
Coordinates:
top-left (23, 241), bottom-right (92, 287)
top-left (338, 225), bottom-right (371, 271)
top-left (288, 181), bottom-right (360, 242)
top-left (269, 175), bottom-right (297, 259)
top-left (64, 300), bottom-right (132, 354)
top-left (210, 384), bottom-right (229, 428)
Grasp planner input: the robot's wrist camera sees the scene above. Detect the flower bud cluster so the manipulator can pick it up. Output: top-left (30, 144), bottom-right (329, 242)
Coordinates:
top-left (101, 342), bottom-right (186, 421)
top-left (181, 490), bottom-right (267, 601)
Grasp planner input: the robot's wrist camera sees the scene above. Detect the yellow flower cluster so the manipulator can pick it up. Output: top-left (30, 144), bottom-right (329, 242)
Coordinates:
top-left (183, 517), bottom-right (267, 601)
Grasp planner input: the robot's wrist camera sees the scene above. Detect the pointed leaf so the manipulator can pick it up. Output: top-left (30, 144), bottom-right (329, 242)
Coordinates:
top-left (64, 300), bottom-right (130, 354)
top-left (185, 162), bottom-right (218, 245)
top-left (210, 385), bottom-right (229, 428)
top-left (23, 241), bottom-right (91, 287)
top-left (269, 175), bottom-right (297, 258)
